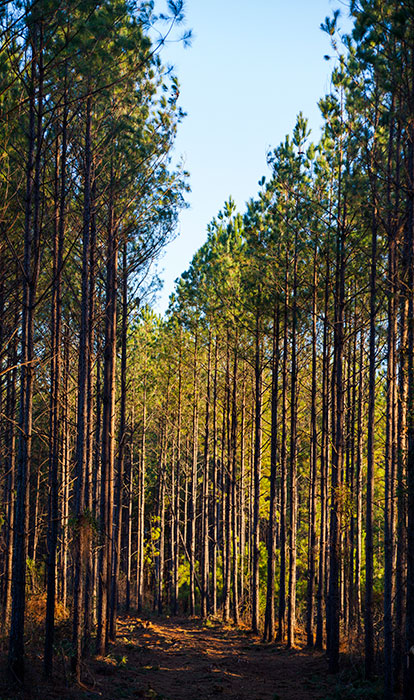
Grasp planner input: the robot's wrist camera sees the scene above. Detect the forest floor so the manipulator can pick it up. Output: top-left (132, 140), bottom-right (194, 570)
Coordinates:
top-left (0, 612), bottom-right (382, 700)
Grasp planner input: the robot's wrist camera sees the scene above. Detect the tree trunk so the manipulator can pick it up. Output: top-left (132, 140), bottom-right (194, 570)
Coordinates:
top-left (252, 307), bottom-right (263, 634)
top-left (316, 237), bottom-right (330, 650)
top-left (306, 248), bottom-right (318, 647)
top-left (231, 342), bottom-right (239, 624)
top-left (97, 163), bottom-right (118, 655)
top-left (189, 332), bottom-right (199, 616)
top-left (287, 228), bottom-right (298, 649)
top-left (365, 200), bottom-right (377, 682)
top-left (71, 93), bottom-right (93, 678)
top-left (45, 80), bottom-right (67, 672)
top-left (277, 258), bottom-right (289, 642)
top-left (201, 332), bottom-right (211, 618)
top-left (109, 237), bottom-right (128, 640)
top-left (9, 20), bottom-right (43, 681)
top-left (264, 305), bottom-right (280, 642)
top-left (327, 170), bottom-right (346, 674)
top-left (173, 335), bottom-right (182, 615)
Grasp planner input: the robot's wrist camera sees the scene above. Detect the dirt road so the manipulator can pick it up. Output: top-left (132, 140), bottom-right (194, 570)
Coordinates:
top-left (0, 615), bottom-right (338, 699)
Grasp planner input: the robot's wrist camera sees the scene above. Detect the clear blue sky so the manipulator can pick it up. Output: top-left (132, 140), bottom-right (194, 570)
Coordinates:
top-left (155, 0), bottom-right (352, 313)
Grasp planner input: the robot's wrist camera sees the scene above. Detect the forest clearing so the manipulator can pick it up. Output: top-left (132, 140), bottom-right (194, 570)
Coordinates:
top-left (2, 0), bottom-right (414, 699)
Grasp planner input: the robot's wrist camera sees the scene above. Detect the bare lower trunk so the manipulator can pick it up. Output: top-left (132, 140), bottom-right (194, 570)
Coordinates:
top-left (264, 306), bottom-right (279, 642)
top-left (252, 308), bottom-right (262, 634)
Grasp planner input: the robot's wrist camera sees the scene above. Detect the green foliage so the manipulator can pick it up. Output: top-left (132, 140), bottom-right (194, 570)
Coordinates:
top-left (321, 675), bottom-right (382, 699)
top-left (104, 653), bottom-right (128, 668)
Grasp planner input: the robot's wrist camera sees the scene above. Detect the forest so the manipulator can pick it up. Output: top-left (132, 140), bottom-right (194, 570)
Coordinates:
top-left (1, 0), bottom-right (414, 699)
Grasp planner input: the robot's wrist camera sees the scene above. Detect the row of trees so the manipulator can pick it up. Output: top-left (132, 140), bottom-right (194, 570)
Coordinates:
top-left (2, 1), bottom-right (414, 699)
top-left (124, 3), bottom-right (414, 699)
top-left (0, 0), bottom-right (188, 685)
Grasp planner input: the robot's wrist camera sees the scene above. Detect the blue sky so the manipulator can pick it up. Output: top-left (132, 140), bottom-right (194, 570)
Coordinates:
top-left (155, 0), bottom-right (353, 313)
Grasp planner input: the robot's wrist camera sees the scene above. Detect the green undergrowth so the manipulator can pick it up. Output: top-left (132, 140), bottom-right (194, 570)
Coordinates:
top-left (320, 672), bottom-right (383, 699)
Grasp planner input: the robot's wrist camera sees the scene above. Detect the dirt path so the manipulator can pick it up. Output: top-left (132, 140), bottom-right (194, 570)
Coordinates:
top-left (89, 615), bottom-right (335, 700)
top-left (0, 615), bottom-right (337, 699)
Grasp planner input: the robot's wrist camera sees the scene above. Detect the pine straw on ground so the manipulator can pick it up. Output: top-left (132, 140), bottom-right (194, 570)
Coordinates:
top-left (0, 613), bottom-right (376, 700)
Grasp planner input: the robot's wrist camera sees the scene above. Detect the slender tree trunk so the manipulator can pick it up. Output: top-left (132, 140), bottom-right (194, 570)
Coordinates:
top-left (404, 69), bottom-right (414, 697)
top-left (395, 284), bottom-right (408, 691)
top-left (277, 259), bottom-right (289, 642)
top-left (231, 341), bottom-right (239, 624)
top-left (306, 249), bottom-right (318, 647)
top-left (137, 383), bottom-right (147, 612)
top-left (9, 21), bottom-right (43, 680)
top-left (30, 467), bottom-right (41, 568)
top-left (109, 238), bottom-right (128, 640)
top-left (211, 336), bottom-right (219, 616)
top-left (287, 228), bottom-right (298, 649)
top-left (125, 421), bottom-right (133, 612)
top-left (173, 336), bottom-right (182, 615)
top-left (252, 307), bottom-right (263, 634)
top-left (394, 116), bottom-right (406, 693)
top-left (92, 333), bottom-right (102, 625)
top-left (327, 177), bottom-right (346, 674)
top-left (347, 304), bottom-right (357, 633)
top-left (239, 369), bottom-right (246, 608)
top-left (4, 308), bottom-right (18, 629)
top-left (355, 329), bottom-right (364, 630)
top-left (45, 82), bottom-right (67, 673)
top-left (61, 328), bottom-right (70, 612)
top-left (264, 305), bottom-right (280, 642)
top-left (201, 332), bottom-right (211, 618)
top-left (365, 201), bottom-right (377, 682)
top-left (223, 340), bottom-right (231, 622)
top-left (156, 426), bottom-right (167, 615)
top-left (190, 332), bottom-right (198, 616)
top-left (316, 238), bottom-right (330, 650)
top-left (97, 163), bottom-right (118, 655)
top-left (84, 173), bottom-right (97, 652)
top-left (72, 94), bottom-right (92, 679)
top-left (384, 111), bottom-right (397, 699)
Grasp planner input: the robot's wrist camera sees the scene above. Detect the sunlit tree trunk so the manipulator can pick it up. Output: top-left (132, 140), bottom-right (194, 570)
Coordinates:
top-left (211, 336), bottom-right (219, 615)
top-left (201, 332), bottom-right (211, 618)
top-left (252, 306), bottom-right (263, 634)
top-left (306, 249), bottom-right (318, 647)
top-left (97, 162), bottom-right (118, 655)
top-left (264, 305), bottom-right (280, 642)
top-left (277, 257), bottom-right (289, 642)
top-left (287, 228), bottom-right (298, 649)
top-left (231, 342), bottom-right (239, 624)
top-left (189, 332), bottom-right (199, 616)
